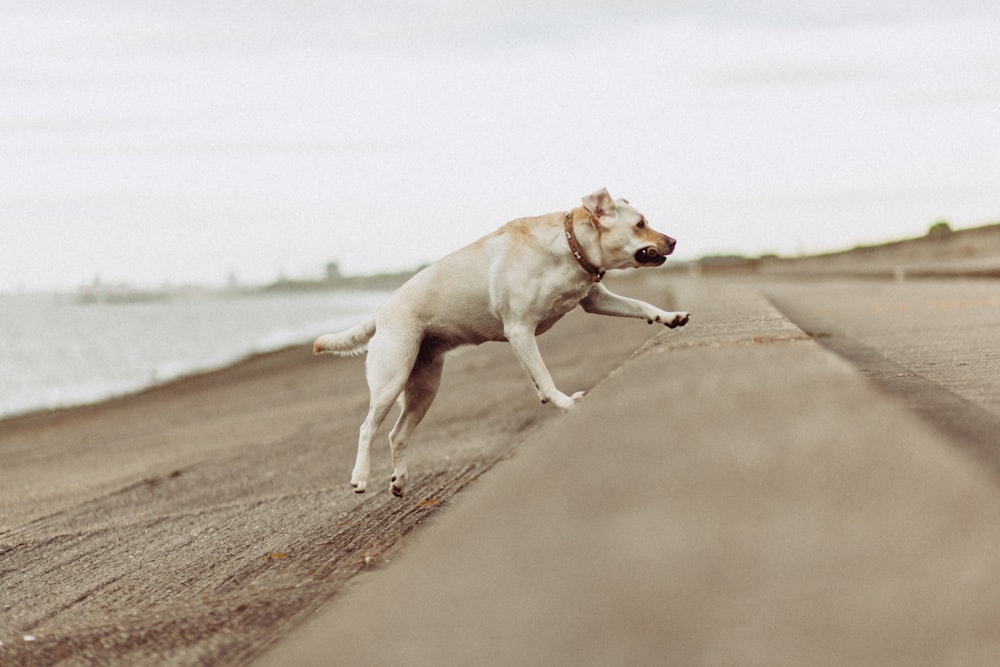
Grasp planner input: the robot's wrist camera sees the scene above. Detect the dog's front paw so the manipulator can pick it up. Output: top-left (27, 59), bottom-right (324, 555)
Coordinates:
top-left (549, 390), bottom-right (586, 412)
top-left (648, 311), bottom-right (690, 328)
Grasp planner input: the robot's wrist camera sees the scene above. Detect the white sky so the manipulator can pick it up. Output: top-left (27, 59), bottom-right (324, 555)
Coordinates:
top-left (2, 1), bottom-right (999, 290)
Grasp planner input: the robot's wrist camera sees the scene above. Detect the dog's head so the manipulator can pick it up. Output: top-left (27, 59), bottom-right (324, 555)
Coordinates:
top-left (582, 188), bottom-right (676, 270)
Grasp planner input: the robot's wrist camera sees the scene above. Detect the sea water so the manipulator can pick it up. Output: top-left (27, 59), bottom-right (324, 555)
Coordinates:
top-left (0, 289), bottom-right (388, 419)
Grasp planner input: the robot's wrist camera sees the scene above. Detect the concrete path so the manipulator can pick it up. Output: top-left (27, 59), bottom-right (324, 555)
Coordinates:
top-left (255, 277), bottom-right (1000, 666)
top-left (769, 279), bottom-right (1000, 480)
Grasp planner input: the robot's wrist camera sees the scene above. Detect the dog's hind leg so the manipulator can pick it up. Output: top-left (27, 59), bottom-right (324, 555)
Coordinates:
top-left (387, 346), bottom-right (445, 497)
top-left (351, 327), bottom-right (420, 493)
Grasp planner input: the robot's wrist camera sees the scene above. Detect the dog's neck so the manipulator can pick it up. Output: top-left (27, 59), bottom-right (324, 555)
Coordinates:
top-left (563, 210), bottom-right (605, 282)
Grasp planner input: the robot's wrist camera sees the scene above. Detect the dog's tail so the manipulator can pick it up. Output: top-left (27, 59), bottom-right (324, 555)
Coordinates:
top-left (313, 317), bottom-right (377, 357)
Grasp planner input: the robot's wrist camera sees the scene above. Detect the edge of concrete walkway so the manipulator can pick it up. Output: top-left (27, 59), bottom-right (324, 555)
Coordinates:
top-left (254, 278), bottom-right (1000, 667)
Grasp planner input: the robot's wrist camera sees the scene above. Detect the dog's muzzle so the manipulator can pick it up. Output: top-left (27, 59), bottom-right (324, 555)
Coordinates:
top-left (636, 236), bottom-right (676, 265)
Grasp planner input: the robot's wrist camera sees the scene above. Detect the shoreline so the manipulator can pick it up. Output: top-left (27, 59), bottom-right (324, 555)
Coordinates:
top-left (0, 288), bottom-right (390, 424)
top-left (0, 343), bottom-right (313, 431)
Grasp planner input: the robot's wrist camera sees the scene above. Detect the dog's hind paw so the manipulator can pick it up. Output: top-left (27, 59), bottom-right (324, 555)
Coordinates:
top-left (390, 474), bottom-right (406, 498)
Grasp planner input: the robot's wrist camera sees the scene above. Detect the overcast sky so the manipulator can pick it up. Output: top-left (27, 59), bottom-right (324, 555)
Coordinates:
top-left (3, 1), bottom-right (999, 290)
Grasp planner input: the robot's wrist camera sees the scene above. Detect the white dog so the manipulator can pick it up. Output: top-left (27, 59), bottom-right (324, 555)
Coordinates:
top-left (314, 188), bottom-right (689, 497)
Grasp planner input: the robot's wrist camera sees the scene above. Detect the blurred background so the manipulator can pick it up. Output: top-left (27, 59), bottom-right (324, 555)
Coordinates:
top-left (3, 1), bottom-right (999, 292)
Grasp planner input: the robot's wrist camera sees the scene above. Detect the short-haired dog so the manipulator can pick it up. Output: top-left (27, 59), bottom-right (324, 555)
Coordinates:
top-left (314, 188), bottom-right (689, 497)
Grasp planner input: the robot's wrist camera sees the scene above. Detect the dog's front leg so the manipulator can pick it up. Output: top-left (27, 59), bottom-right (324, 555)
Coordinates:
top-left (580, 283), bottom-right (690, 328)
top-left (505, 323), bottom-right (585, 412)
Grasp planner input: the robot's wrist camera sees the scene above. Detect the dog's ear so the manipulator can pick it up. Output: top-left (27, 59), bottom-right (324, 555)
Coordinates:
top-left (582, 188), bottom-right (615, 224)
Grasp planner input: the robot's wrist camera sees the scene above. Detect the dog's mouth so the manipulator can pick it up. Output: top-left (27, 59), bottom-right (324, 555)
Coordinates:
top-left (635, 246), bottom-right (668, 266)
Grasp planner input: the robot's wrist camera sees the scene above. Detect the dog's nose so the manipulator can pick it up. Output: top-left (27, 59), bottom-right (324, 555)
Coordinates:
top-left (663, 235), bottom-right (677, 255)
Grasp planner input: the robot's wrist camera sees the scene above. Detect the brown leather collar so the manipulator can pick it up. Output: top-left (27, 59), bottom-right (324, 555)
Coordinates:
top-left (564, 212), bottom-right (605, 282)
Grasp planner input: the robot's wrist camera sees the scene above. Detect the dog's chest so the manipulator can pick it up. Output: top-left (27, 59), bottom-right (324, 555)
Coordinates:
top-left (548, 289), bottom-right (586, 315)
top-left (532, 287), bottom-right (588, 336)
top-left (538, 278), bottom-right (593, 319)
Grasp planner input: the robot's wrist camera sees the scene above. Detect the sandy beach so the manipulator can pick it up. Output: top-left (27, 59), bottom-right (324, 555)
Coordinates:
top-left (0, 272), bottom-right (682, 665)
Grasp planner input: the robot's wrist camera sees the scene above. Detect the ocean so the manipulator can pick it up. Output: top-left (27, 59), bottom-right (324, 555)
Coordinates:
top-left (0, 289), bottom-right (388, 420)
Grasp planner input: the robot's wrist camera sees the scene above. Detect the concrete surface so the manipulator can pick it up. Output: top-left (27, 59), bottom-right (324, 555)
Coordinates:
top-left (254, 278), bottom-right (1000, 667)
top-left (769, 280), bottom-right (1000, 477)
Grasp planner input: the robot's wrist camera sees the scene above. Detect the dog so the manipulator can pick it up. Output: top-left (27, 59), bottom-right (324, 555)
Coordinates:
top-left (314, 188), bottom-right (689, 497)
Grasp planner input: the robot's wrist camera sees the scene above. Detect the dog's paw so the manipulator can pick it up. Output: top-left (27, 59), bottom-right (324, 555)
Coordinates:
top-left (352, 460), bottom-right (371, 494)
top-left (390, 473), bottom-right (406, 498)
top-left (648, 311), bottom-right (690, 328)
top-left (549, 390), bottom-right (586, 412)
top-left (670, 312), bottom-right (690, 328)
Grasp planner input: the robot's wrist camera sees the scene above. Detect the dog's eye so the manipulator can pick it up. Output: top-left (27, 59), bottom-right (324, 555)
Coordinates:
top-left (636, 220), bottom-right (646, 229)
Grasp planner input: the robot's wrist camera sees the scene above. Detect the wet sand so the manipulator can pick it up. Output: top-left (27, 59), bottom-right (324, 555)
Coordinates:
top-left (0, 273), bottom-right (680, 665)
